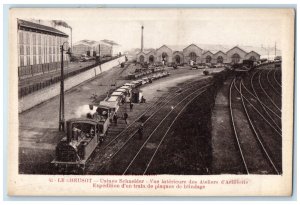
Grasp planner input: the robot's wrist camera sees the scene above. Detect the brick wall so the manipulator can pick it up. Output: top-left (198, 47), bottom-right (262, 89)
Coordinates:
top-left (19, 56), bottom-right (125, 113)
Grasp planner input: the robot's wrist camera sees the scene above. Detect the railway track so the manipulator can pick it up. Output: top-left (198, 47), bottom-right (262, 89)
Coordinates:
top-left (123, 88), bottom-right (209, 175)
top-left (267, 69), bottom-right (281, 96)
top-left (251, 70), bottom-right (282, 129)
top-left (274, 69), bottom-right (282, 88)
top-left (85, 79), bottom-right (211, 174)
top-left (94, 83), bottom-right (210, 175)
top-left (229, 77), bottom-right (280, 174)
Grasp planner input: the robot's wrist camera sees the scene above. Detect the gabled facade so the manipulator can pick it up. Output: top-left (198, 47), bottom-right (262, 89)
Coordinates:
top-left (136, 51), bottom-right (147, 63)
top-left (146, 50), bottom-right (156, 64)
top-left (202, 51), bottom-right (214, 64)
top-left (156, 45), bottom-right (173, 63)
top-left (213, 51), bottom-right (227, 64)
top-left (135, 45), bottom-right (260, 65)
top-left (225, 46), bottom-right (247, 64)
top-left (172, 51), bottom-right (184, 65)
top-left (245, 51), bottom-right (260, 61)
top-left (183, 44), bottom-right (202, 64)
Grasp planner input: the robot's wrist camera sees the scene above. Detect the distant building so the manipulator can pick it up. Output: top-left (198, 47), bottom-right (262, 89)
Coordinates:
top-left (136, 44), bottom-right (261, 65)
top-left (17, 19), bottom-right (69, 77)
top-left (72, 40), bottom-right (113, 57)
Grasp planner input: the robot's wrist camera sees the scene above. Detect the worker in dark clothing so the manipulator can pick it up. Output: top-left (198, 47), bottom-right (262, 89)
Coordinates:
top-left (141, 96), bottom-right (146, 103)
top-left (138, 123), bottom-right (144, 140)
top-left (113, 114), bottom-right (118, 124)
top-left (130, 102), bottom-right (133, 111)
top-left (123, 112), bottom-right (128, 124)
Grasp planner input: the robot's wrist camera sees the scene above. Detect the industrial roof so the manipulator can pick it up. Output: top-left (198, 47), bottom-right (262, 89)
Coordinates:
top-left (18, 19), bottom-right (68, 37)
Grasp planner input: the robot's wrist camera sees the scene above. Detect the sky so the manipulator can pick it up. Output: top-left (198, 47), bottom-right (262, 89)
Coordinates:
top-left (17, 8), bottom-right (292, 51)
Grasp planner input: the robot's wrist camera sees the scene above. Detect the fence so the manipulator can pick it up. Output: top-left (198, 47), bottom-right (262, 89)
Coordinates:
top-left (18, 56), bottom-right (125, 113)
top-left (18, 56), bottom-right (119, 98)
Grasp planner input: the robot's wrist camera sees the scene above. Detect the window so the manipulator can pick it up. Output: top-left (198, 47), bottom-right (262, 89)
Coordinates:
top-left (249, 56), bottom-right (257, 61)
top-left (217, 56), bottom-right (223, 63)
top-left (38, 34), bottom-right (41, 45)
top-left (33, 56), bottom-right (36, 65)
top-left (26, 33), bottom-right (30, 44)
top-left (20, 45), bottom-right (25, 55)
top-left (26, 56), bottom-right (30, 65)
top-left (33, 46), bottom-right (36, 55)
top-left (26, 45), bottom-right (30, 55)
top-left (206, 55), bottom-right (212, 63)
top-left (39, 56), bottom-right (42, 64)
top-left (20, 56), bottom-right (25, 66)
top-left (33, 34), bottom-right (36, 45)
top-left (19, 32), bottom-right (23, 44)
top-left (189, 52), bottom-right (197, 61)
top-left (231, 53), bottom-right (240, 64)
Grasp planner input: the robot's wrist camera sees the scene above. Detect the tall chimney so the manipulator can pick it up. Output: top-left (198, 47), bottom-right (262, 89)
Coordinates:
top-left (141, 25), bottom-right (144, 52)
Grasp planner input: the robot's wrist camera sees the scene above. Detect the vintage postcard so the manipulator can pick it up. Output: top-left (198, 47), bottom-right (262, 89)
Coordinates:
top-left (8, 7), bottom-right (294, 196)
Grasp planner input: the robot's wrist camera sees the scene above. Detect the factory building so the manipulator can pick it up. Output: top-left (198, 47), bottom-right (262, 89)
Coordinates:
top-left (136, 44), bottom-right (260, 65)
top-left (72, 40), bottom-right (113, 57)
top-left (17, 19), bottom-right (69, 77)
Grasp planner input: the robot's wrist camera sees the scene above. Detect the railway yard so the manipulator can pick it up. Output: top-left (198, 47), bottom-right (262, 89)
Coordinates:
top-left (18, 62), bottom-right (282, 175)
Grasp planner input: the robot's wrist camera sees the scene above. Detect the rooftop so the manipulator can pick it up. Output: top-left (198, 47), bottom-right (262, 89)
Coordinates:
top-left (18, 19), bottom-right (68, 37)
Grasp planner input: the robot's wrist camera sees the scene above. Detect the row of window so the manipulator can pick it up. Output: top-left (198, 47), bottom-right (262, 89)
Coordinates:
top-left (19, 54), bottom-right (65, 66)
top-left (19, 31), bottom-right (67, 50)
top-left (140, 53), bottom-right (257, 64)
top-left (19, 45), bottom-right (61, 55)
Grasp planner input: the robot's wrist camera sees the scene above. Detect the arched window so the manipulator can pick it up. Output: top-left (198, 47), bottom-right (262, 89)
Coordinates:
top-left (217, 56), bottom-right (223, 63)
top-left (175, 55), bottom-right (181, 64)
top-left (162, 52), bottom-right (168, 61)
top-left (139, 55), bottom-right (145, 63)
top-left (249, 56), bottom-right (257, 61)
top-left (231, 53), bottom-right (240, 64)
top-left (206, 55), bottom-right (212, 63)
top-left (149, 55), bottom-right (154, 63)
top-left (189, 52), bottom-right (197, 61)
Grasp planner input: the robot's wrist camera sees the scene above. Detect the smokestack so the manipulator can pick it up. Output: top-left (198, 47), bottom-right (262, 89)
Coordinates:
top-left (141, 26), bottom-right (144, 52)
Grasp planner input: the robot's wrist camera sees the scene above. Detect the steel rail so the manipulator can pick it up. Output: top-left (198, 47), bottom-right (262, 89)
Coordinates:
top-left (266, 69), bottom-right (281, 96)
top-left (100, 80), bottom-right (209, 151)
top-left (241, 81), bottom-right (282, 133)
top-left (239, 80), bottom-right (280, 175)
top-left (258, 70), bottom-right (281, 112)
top-left (96, 83), bottom-right (211, 173)
top-left (229, 78), bottom-right (249, 174)
top-left (143, 89), bottom-right (209, 175)
top-left (273, 69), bottom-right (282, 88)
top-left (122, 86), bottom-right (209, 175)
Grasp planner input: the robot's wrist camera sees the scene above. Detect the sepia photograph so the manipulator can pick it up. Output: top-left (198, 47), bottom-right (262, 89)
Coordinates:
top-left (7, 7), bottom-right (295, 196)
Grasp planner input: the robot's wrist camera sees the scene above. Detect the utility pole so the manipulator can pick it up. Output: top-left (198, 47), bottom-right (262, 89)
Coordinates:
top-left (141, 25), bottom-right (144, 52)
top-left (59, 45), bottom-right (65, 131)
top-left (275, 42), bottom-right (277, 57)
top-left (99, 43), bottom-right (102, 72)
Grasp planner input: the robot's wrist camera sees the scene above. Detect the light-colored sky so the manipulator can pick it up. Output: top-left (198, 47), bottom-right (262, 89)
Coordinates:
top-left (18, 8), bottom-right (291, 51)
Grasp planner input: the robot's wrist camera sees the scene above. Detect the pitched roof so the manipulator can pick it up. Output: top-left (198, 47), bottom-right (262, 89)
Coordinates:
top-left (18, 19), bottom-right (68, 37)
top-left (183, 44), bottom-right (202, 51)
top-left (213, 51), bottom-right (226, 55)
top-left (203, 50), bottom-right (214, 55)
top-left (226, 46), bottom-right (248, 54)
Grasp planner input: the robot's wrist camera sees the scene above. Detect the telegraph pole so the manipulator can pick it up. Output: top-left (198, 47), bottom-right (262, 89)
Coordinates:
top-left (59, 45), bottom-right (65, 131)
top-left (275, 42), bottom-right (277, 57)
top-left (141, 25), bottom-right (144, 52)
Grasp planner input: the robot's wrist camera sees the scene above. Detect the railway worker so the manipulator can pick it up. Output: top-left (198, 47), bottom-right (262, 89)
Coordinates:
top-left (140, 96), bottom-right (146, 103)
top-left (130, 102), bottom-right (133, 111)
top-left (123, 112), bottom-right (128, 124)
top-left (113, 114), bottom-right (118, 124)
top-left (138, 123), bottom-right (144, 140)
